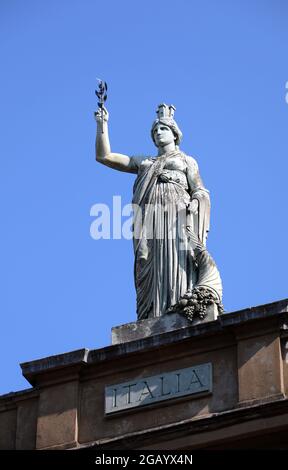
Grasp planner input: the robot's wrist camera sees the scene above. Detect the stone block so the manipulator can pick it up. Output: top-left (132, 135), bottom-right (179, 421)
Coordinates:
top-left (112, 306), bottom-right (218, 345)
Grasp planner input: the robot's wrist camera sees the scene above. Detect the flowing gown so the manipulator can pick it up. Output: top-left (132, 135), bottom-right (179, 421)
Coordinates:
top-left (131, 150), bottom-right (211, 320)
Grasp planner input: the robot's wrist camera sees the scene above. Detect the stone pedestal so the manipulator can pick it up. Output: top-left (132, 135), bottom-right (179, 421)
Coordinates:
top-left (112, 305), bottom-right (218, 345)
top-left (1, 299), bottom-right (288, 450)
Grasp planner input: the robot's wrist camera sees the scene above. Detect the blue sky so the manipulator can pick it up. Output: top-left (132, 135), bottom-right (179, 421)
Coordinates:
top-left (0, 0), bottom-right (287, 395)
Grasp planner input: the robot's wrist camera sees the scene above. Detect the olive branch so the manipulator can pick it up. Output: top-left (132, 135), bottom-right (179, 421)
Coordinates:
top-left (95, 79), bottom-right (108, 133)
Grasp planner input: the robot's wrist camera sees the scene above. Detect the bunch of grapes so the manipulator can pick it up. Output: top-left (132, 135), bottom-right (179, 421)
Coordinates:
top-left (169, 287), bottom-right (224, 321)
top-left (182, 288), bottom-right (218, 321)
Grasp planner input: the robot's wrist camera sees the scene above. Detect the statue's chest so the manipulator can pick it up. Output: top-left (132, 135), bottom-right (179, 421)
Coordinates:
top-left (141, 156), bottom-right (186, 172)
top-left (163, 157), bottom-right (186, 172)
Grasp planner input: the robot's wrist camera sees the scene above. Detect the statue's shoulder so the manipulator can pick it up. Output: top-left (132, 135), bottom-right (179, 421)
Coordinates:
top-left (182, 153), bottom-right (199, 171)
top-left (129, 155), bottom-right (152, 171)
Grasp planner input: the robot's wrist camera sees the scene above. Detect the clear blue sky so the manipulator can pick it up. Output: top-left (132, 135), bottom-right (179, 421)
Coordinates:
top-left (0, 0), bottom-right (287, 395)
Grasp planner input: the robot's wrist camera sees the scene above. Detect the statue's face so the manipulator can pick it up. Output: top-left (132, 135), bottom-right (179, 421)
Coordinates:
top-left (153, 124), bottom-right (175, 148)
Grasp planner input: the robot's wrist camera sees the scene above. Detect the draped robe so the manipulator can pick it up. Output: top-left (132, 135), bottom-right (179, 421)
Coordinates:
top-left (131, 150), bottom-right (210, 320)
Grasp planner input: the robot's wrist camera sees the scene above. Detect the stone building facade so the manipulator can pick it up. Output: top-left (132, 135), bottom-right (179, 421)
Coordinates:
top-left (1, 298), bottom-right (288, 450)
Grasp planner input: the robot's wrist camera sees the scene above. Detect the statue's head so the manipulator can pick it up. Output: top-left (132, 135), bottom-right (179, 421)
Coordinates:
top-left (151, 104), bottom-right (182, 148)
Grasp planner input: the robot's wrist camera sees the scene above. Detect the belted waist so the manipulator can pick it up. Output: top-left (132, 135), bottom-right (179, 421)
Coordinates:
top-left (157, 170), bottom-right (188, 189)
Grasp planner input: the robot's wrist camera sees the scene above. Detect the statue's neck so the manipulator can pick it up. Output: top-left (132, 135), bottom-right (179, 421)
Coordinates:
top-left (158, 142), bottom-right (176, 156)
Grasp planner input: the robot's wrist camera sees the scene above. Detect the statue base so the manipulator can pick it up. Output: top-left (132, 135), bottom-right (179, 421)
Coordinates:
top-left (111, 304), bottom-right (218, 345)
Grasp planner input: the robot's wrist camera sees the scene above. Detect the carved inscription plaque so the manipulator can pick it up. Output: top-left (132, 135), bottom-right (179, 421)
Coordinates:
top-left (105, 363), bottom-right (212, 414)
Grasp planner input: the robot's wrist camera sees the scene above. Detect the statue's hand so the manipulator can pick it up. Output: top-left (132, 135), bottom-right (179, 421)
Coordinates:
top-left (189, 188), bottom-right (210, 214)
top-left (189, 199), bottom-right (199, 215)
top-left (94, 106), bottom-right (109, 123)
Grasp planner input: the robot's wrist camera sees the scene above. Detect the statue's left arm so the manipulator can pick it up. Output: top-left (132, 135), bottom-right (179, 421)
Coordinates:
top-left (185, 156), bottom-right (210, 246)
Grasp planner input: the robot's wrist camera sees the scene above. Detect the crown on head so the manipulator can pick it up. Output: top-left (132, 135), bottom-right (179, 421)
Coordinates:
top-left (156, 103), bottom-right (176, 119)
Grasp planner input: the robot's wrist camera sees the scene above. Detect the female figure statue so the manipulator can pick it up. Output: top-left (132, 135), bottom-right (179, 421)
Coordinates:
top-left (95, 104), bottom-right (223, 321)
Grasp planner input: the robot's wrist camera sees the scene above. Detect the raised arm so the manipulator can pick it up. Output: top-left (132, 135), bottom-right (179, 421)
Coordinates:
top-left (95, 107), bottom-right (137, 174)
